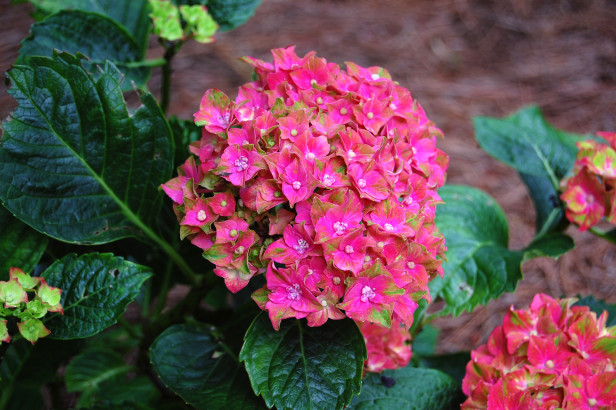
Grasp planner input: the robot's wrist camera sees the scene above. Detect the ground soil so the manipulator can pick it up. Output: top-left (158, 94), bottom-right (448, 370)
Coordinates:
top-left (1, 0), bottom-right (616, 353)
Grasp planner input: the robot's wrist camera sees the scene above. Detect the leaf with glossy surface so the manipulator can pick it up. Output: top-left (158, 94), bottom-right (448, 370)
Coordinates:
top-left (432, 185), bottom-right (523, 315)
top-left (28, 0), bottom-right (151, 51)
top-left (433, 185), bottom-right (575, 315)
top-left (41, 253), bottom-right (151, 339)
top-left (17, 10), bottom-right (149, 90)
top-left (348, 367), bottom-right (462, 409)
top-left (473, 106), bottom-right (584, 236)
top-left (1, 52), bottom-right (173, 244)
top-left (150, 323), bottom-right (263, 409)
top-left (0, 206), bottom-right (48, 279)
top-left (240, 314), bottom-right (366, 410)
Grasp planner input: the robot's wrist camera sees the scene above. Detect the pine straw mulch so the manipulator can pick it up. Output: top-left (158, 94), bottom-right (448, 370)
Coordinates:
top-left (1, 0), bottom-right (616, 353)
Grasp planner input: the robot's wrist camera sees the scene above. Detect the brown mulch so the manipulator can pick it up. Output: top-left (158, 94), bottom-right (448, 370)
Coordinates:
top-left (2, 0), bottom-right (616, 353)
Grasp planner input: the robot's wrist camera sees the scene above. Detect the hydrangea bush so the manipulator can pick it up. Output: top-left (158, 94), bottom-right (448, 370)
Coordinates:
top-left (0, 1), bottom-right (615, 408)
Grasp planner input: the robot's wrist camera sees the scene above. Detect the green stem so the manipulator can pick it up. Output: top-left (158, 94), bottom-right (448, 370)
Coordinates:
top-left (589, 227), bottom-right (616, 245)
top-left (160, 40), bottom-right (184, 114)
top-left (124, 58), bottom-right (167, 68)
top-left (152, 258), bottom-right (173, 319)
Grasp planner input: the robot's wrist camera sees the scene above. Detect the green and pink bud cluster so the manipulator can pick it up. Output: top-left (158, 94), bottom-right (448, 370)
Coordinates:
top-left (163, 47), bottom-right (448, 372)
top-left (462, 294), bottom-right (616, 409)
top-left (561, 132), bottom-right (616, 231)
top-left (0, 267), bottom-right (63, 344)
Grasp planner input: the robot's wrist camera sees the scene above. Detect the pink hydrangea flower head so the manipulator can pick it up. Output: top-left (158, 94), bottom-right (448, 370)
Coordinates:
top-left (462, 294), bottom-right (616, 408)
top-left (163, 47), bottom-right (449, 372)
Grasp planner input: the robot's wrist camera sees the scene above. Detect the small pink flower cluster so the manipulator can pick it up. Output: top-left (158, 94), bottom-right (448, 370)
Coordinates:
top-left (163, 46), bottom-right (448, 372)
top-left (462, 294), bottom-right (616, 409)
top-left (561, 132), bottom-right (616, 231)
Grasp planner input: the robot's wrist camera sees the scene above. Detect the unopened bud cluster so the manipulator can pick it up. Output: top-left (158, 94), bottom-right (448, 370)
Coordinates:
top-left (0, 267), bottom-right (63, 344)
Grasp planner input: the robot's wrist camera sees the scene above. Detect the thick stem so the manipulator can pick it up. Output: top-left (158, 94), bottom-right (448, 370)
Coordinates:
top-left (160, 40), bottom-right (184, 114)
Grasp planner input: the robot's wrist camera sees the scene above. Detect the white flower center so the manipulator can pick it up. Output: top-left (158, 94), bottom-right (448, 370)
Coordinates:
top-left (320, 299), bottom-right (328, 307)
top-left (344, 245), bottom-right (354, 254)
top-left (306, 152), bottom-right (315, 160)
top-left (361, 286), bottom-right (376, 302)
top-left (371, 73), bottom-right (380, 80)
top-left (316, 97), bottom-right (324, 105)
top-left (340, 107), bottom-right (348, 115)
top-left (357, 179), bottom-right (366, 188)
top-left (404, 196), bottom-right (413, 205)
top-left (545, 360), bottom-right (554, 369)
top-left (384, 223), bottom-right (394, 231)
top-left (234, 245), bottom-right (245, 255)
top-left (407, 262), bottom-right (415, 269)
top-left (197, 210), bottom-right (207, 222)
top-left (293, 239), bottom-right (309, 255)
top-left (332, 277), bottom-right (341, 285)
top-left (348, 150), bottom-right (356, 159)
top-left (333, 221), bottom-right (348, 235)
top-left (322, 174), bottom-right (335, 186)
top-left (234, 156), bottom-right (248, 171)
top-left (366, 112), bottom-right (374, 120)
top-left (290, 128), bottom-right (298, 136)
top-left (286, 283), bottom-right (301, 301)
top-left (292, 181), bottom-right (302, 190)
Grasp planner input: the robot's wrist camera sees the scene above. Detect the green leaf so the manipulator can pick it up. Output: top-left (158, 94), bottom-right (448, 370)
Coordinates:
top-left (473, 105), bottom-right (585, 236)
top-left (17, 10), bottom-right (149, 90)
top-left (433, 185), bottom-right (575, 315)
top-left (172, 0), bottom-right (260, 31)
top-left (65, 347), bottom-right (159, 408)
top-left (0, 206), bottom-right (48, 279)
top-left (28, 0), bottom-right (151, 52)
top-left (574, 295), bottom-right (616, 327)
top-left (65, 348), bottom-right (131, 393)
top-left (41, 253), bottom-right (151, 339)
top-left (240, 314), bottom-right (366, 410)
top-left (433, 185), bottom-right (523, 315)
top-left (1, 52), bottom-right (173, 244)
top-left (207, 0), bottom-right (260, 31)
top-left (411, 324), bottom-right (439, 357)
top-left (150, 323), bottom-right (263, 409)
top-left (348, 367), bottom-right (462, 409)
top-left (415, 352), bottom-right (471, 386)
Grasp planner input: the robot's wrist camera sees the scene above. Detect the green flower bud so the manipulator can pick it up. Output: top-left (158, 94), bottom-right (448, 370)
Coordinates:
top-left (18, 318), bottom-right (50, 344)
top-left (0, 279), bottom-right (28, 308)
top-left (37, 281), bottom-right (63, 313)
top-left (26, 299), bottom-right (47, 319)
top-left (9, 267), bottom-right (40, 290)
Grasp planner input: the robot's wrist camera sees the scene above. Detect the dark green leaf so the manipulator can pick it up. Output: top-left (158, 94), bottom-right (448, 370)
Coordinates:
top-left (574, 295), bottom-right (616, 327)
top-left (172, 0), bottom-right (261, 31)
top-left (416, 352), bottom-right (471, 386)
top-left (348, 367), bottom-right (462, 409)
top-left (523, 232), bottom-right (575, 261)
top-left (411, 324), bottom-right (439, 357)
top-left (17, 10), bottom-right (149, 90)
top-left (206, 0), bottom-right (261, 31)
top-left (434, 185), bottom-right (574, 315)
top-left (150, 323), bottom-right (263, 410)
top-left (0, 206), bottom-right (48, 279)
top-left (65, 347), bottom-right (159, 408)
top-left (240, 314), bottom-right (366, 410)
top-left (28, 0), bottom-right (151, 52)
top-left (41, 253), bottom-right (151, 339)
top-left (0, 340), bottom-right (36, 409)
top-left (473, 106), bottom-right (585, 236)
top-left (432, 185), bottom-right (523, 315)
top-left (519, 172), bottom-right (567, 236)
top-left (1, 52), bottom-right (173, 244)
